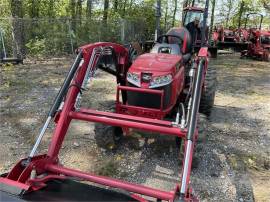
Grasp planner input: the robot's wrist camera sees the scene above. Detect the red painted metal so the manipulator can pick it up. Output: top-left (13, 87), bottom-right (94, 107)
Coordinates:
top-left (116, 103), bottom-right (165, 119)
top-left (69, 111), bottom-right (186, 137)
top-left (130, 53), bottom-right (181, 73)
top-left (0, 41), bottom-right (208, 201)
top-left (127, 53), bottom-right (186, 119)
top-left (79, 108), bottom-right (173, 127)
top-left (130, 194), bottom-right (149, 202)
top-left (0, 178), bottom-right (30, 190)
top-left (46, 164), bottom-right (175, 200)
top-left (241, 29), bottom-right (270, 61)
top-left (182, 32), bottom-right (187, 53)
top-left (198, 47), bottom-right (208, 57)
top-left (48, 43), bottom-right (130, 159)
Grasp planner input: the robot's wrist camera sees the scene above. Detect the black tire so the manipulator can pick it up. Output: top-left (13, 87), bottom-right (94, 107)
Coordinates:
top-left (175, 136), bottom-right (182, 149)
top-left (94, 102), bottom-right (123, 150)
top-left (199, 65), bottom-right (217, 116)
top-left (94, 123), bottom-right (123, 150)
top-left (175, 113), bottom-right (207, 155)
top-left (197, 113), bottom-right (208, 143)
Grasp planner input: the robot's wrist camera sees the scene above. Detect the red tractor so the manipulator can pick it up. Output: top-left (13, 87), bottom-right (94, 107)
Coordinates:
top-left (222, 27), bottom-right (237, 43)
top-left (241, 13), bottom-right (269, 61)
top-left (212, 25), bottom-right (250, 51)
top-left (0, 0), bottom-right (217, 201)
top-left (261, 31), bottom-right (270, 51)
top-left (182, 4), bottom-right (218, 58)
top-left (236, 28), bottom-right (249, 42)
top-left (241, 29), bottom-right (270, 61)
top-left (212, 13), bottom-right (264, 51)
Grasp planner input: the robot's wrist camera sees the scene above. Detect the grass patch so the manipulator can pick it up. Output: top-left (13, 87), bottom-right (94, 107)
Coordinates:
top-left (228, 153), bottom-right (270, 171)
top-left (97, 159), bottom-right (118, 177)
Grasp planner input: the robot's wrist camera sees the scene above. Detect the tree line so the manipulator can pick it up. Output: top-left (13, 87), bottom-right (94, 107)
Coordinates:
top-left (0, 0), bottom-right (269, 57)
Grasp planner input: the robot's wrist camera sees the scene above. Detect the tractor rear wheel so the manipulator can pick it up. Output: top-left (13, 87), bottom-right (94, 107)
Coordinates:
top-left (199, 65), bottom-right (217, 116)
top-left (94, 123), bottom-right (123, 150)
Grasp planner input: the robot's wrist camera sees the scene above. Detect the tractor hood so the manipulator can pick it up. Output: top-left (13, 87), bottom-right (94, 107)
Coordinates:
top-left (130, 53), bottom-right (181, 73)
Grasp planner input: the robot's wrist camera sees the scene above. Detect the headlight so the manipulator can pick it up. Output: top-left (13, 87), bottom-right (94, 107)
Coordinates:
top-left (150, 74), bottom-right (172, 88)
top-left (127, 72), bottom-right (140, 87)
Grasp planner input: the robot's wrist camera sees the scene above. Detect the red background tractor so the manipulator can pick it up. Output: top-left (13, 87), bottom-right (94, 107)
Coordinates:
top-left (241, 13), bottom-right (269, 61)
top-left (241, 30), bottom-right (270, 61)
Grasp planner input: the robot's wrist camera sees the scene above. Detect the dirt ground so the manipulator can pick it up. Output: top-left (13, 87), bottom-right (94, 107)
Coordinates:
top-left (0, 54), bottom-right (269, 201)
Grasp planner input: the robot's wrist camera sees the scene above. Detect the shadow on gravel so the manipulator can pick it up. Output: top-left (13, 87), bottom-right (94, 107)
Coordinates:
top-left (114, 136), bottom-right (181, 191)
top-left (190, 102), bottom-right (269, 201)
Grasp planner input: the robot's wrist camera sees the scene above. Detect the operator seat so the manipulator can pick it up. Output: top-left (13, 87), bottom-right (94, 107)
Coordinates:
top-left (166, 27), bottom-right (192, 63)
top-left (151, 27), bottom-right (192, 63)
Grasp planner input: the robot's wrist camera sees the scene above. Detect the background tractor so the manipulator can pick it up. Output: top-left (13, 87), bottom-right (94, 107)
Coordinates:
top-left (211, 13), bottom-right (264, 52)
top-left (182, 2), bottom-right (218, 58)
top-left (241, 13), bottom-right (269, 61)
top-left (142, 0), bottom-right (218, 58)
top-left (241, 29), bottom-right (270, 61)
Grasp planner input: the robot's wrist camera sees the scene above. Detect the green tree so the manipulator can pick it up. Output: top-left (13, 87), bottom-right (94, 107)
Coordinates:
top-left (86, 0), bottom-right (93, 19)
top-left (172, 0), bottom-right (178, 27)
top-left (10, 0), bottom-right (25, 57)
top-left (209, 0), bottom-right (216, 39)
top-left (103, 0), bottom-right (109, 23)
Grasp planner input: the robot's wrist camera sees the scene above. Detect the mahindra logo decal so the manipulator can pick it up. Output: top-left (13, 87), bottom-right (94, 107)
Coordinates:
top-left (141, 73), bottom-right (152, 83)
top-left (142, 74), bottom-right (152, 81)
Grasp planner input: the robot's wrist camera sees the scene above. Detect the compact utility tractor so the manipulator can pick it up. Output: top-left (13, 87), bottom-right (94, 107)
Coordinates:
top-left (241, 29), bottom-right (270, 61)
top-left (241, 13), bottom-right (269, 61)
top-left (211, 13), bottom-right (265, 52)
top-left (212, 25), bottom-right (249, 51)
top-left (216, 27), bottom-right (237, 43)
top-left (0, 0), bottom-right (217, 201)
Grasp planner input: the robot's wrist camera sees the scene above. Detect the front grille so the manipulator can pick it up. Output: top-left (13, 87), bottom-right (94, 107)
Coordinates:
top-left (126, 83), bottom-right (172, 109)
top-left (224, 37), bottom-right (235, 42)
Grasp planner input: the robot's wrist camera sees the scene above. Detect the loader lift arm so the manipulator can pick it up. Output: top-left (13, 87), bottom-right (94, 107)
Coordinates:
top-left (0, 0), bottom-right (213, 200)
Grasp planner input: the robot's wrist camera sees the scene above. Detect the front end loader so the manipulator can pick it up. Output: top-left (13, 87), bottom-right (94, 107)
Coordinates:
top-left (0, 0), bottom-right (217, 201)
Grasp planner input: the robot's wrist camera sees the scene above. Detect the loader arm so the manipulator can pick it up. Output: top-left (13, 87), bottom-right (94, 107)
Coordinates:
top-left (0, 42), bottom-right (208, 201)
top-left (80, 42), bottom-right (131, 85)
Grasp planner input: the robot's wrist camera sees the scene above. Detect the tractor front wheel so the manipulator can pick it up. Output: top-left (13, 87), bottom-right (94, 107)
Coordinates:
top-left (199, 65), bottom-right (217, 116)
top-left (94, 123), bottom-right (123, 150)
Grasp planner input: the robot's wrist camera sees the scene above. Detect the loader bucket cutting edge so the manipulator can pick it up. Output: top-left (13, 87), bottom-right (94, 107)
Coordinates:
top-left (0, 178), bottom-right (29, 195)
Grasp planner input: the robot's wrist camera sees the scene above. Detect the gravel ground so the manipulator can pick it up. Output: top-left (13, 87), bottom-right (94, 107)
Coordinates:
top-left (0, 54), bottom-right (269, 201)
